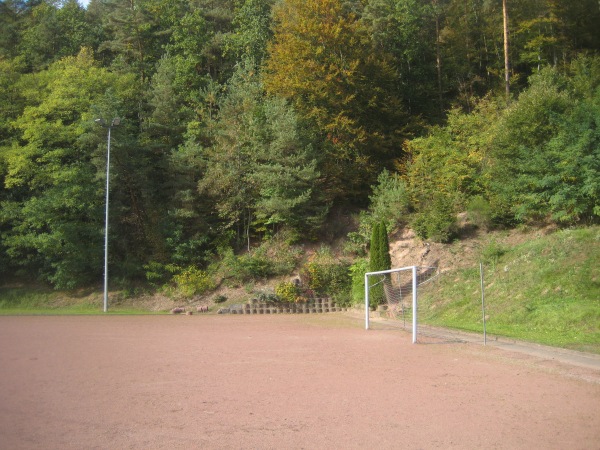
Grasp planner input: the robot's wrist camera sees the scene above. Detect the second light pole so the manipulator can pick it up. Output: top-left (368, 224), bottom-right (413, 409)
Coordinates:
top-left (95, 117), bottom-right (121, 313)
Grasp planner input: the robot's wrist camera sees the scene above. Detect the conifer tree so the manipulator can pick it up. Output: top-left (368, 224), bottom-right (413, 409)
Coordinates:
top-left (368, 222), bottom-right (382, 307)
top-left (379, 221), bottom-right (392, 271)
top-left (369, 222), bottom-right (382, 273)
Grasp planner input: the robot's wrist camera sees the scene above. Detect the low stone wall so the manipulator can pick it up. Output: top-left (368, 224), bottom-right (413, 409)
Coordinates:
top-left (218, 298), bottom-right (348, 315)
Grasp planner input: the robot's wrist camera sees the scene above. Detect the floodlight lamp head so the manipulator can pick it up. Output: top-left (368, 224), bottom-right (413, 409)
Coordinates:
top-left (112, 118), bottom-right (121, 126)
top-left (95, 118), bottom-right (106, 126)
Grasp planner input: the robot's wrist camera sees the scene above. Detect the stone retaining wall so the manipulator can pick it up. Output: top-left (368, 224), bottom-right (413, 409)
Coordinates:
top-left (218, 298), bottom-right (347, 314)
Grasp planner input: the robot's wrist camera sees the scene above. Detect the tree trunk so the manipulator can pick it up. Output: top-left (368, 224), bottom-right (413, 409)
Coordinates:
top-left (503, 0), bottom-right (510, 103)
top-left (434, 2), bottom-right (443, 115)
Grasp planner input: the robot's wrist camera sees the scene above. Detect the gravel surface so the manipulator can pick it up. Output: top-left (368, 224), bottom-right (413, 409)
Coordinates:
top-left (1, 314), bottom-right (598, 449)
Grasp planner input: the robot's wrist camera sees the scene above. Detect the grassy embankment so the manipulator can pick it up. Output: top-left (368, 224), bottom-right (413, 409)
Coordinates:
top-left (419, 226), bottom-right (600, 353)
top-left (0, 288), bottom-right (161, 315)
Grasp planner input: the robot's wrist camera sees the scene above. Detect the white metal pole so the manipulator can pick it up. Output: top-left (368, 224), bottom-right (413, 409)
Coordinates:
top-left (103, 126), bottom-right (111, 313)
top-left (364, 273), bottom-right (370, 330)
top-left (480, 262), bottom-right (487, 345)
top-left (412, 265), bottom-right (417, 343)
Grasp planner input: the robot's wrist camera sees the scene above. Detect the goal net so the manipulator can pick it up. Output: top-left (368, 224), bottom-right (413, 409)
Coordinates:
top-left (364, 265), bottom-right (439, 343)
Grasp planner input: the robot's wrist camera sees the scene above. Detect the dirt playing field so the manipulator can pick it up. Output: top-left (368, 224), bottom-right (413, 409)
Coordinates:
top-left (0, 314), bottom-right (599, 449)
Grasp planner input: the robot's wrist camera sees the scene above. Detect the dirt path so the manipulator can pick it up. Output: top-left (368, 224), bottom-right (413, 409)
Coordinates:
top-left (1, 314), bottom-right (599, 449)
top-left (365, 312), bottom-right (600, 378)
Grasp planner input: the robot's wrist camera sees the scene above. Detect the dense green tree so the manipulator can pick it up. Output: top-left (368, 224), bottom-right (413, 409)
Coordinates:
top-left (0, 0), bottom-right (599, 289)
top-left (403, 96), bottom-right (502, 238)
top-left (406, 97), bottom-right (501, 211)
top-left (18, 0), bottom-right (93, 71)
top-left (0, 0), bottom-right (27, 60)
top-left (226, 0), bottom-right (274, 64)
top-left (263, 0), bottom-right (413, 200)
top-left (98, 0), bottom-right (170, 82)
top-left (363, 0), bottom-right (442, 119)
top-left (0, 50), bottom-right (127, 287)
top-left (198, 60), bottom-right (325, 248)
top-left (144, 54), bottom-right (214, 266)
top-left (490, 56), bottom-right (600, 224)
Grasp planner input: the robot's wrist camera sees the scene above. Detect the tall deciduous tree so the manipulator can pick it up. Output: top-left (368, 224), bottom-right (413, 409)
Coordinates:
top-left (263, 0), bottom-right (412, 201)
top-left (0, 49), bottom-right (128, 287)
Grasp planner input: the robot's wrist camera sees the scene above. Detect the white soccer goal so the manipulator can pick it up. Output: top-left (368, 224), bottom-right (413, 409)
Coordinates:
top-left (364, 265), bottom-right (439, 343)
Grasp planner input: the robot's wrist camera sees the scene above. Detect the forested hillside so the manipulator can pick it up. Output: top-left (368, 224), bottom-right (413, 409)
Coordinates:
top-left (0, 0), bottom-right (598, 294)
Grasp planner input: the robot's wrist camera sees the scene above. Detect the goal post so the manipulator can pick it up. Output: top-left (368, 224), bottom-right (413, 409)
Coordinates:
top-left (365, 265), bottom-right (438, 344)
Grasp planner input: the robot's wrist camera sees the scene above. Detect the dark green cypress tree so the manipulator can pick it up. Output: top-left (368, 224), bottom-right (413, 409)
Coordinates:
top-left (379, 221), bottom-right (392, 271)
top-left (369, 222), bottom-right (381, 272)
top-left (369, 222), bottom-right (384, 308)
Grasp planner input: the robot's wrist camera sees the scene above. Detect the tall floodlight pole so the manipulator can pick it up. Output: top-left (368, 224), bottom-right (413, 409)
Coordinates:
top-left (95, 117), bottom-right (121, 313)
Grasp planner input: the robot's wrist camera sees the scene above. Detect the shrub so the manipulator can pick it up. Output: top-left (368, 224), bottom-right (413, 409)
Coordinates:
top-left (298, 246), bottom-right (351, 303)
top-left (411, 195), bottom-right (457, 243)
top-left (214, 294), bottom-right (228, 304)
top-left (144, 261), bottom-right (174, 286)
top-left (254, 289), bottom-right (279, 303)
top-left (480, 239), bottom-right (508, 268)
top-left (218, 234), bottom-right (302, 285)
top-left (467, 196), bottom-right (493, 230)
top-left (275, 281), bottom-right (301, 303)
top-left (172, 266), bottom-right (215, 297)
top-left (350, 258), bottom-right (369, 305)
top-left (369, 170), bottom-right (411, 225)
top-left (301, 246), bottom-right (350, 298)
top-left (344, 170), bottom-right (411, 256)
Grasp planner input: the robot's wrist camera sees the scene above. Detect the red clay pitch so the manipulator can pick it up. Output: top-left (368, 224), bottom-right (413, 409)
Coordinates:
top-left (0, 314), bottom-right (598, 449)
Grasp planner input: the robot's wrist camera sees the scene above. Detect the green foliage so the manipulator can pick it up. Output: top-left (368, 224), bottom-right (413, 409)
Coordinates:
top-left (367, 221), bottom-right (391, 307)
top-left (369, 170), bottom-right (411, 226)
top-left (172, 266), bottom-right (215, 298)
top-left (198, 60), bottom-right (326, 243)
top-left (405, 98), bottom-right (500, 212)
top-left (18, 0), bottom-right (94, 71)
top-left (300, 246), bottom-right (350, 300)
top-left (263, 0), bottom-right (413, 199)
top-left (214, 294), bottom-right (228, 304)
top-left (349, 258), bottom-right (369, 305)
top-left (490, 57), bottom-right (600, 224)
top-left (378, 221), bottom-right (392, 270)
top-left (411, 194), bottom-right (457, 243)
top-left (369, 223), bottom-right (382, 272)
top-left (0, 50), bottom-right (127, 288)
top-left (218, 234), bottom-right (302, 285)
top-left (363, 0), bottom-right (442, 118)
top-left (467, 196), bottom-right (493, 231)
top-left (346, 169), bottom-right (411, 255)
top-left (227, 0), bottom-right (273, 64)
top-left (143, 261), bottom-right (178, 287)
top-left (0, 0), bottom-right (599, 293)
top-left (275, 281), bottom-right (300, 303)
top-left (219, 247), bottom-right (270, 283)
